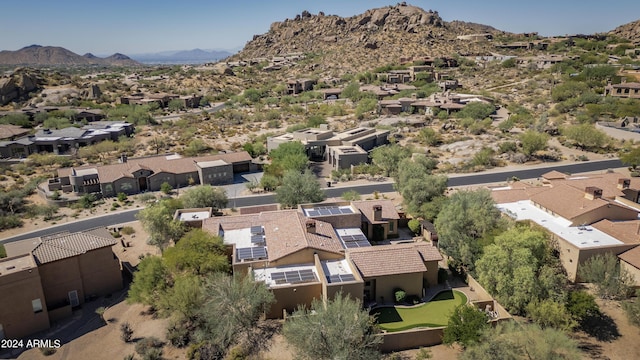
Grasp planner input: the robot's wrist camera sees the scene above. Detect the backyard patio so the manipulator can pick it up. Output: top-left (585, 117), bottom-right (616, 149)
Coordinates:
top-left (371, 289), bottom-right (468, 332)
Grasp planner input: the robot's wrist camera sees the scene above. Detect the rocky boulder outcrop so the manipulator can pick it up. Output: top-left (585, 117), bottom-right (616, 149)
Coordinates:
top-left (0, 69), bottom-right (44, 106)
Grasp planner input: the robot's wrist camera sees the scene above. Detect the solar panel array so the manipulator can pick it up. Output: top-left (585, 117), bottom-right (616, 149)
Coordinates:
top-left (251, 234), bottom-right (265, 244)
top-left (271, 269), bottom-right (317, 284)
top-left (250, 225), bottom-right (264, 235)
top-left (340, 233), bottom-right (371, 248)
top-left (236, 246), bottom-right (267, 261)
top-left (306, 206), bottom-right (354, 217)
top-left (327, 274), bottom-right (357, 283)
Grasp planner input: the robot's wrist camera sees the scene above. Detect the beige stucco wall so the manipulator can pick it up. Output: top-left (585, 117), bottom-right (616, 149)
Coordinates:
top-left (78, 247), bottom-right (122, 298)
top-left (0, 266), bottom-right (50, 339)
top-left (379, 328), bottom-right (445, 353)
top-left (371, 272), bottom-right (423, 304)
top-left (267, 283), bottom-right (322, 318)
top-left (424, 261), bottom-right (439, 288)
top-left (38, 257), bottom-right (85, 309)
top-left (621, 260), bottom-right (640, 287)
top-left (571, 205), bottom-right (638, 226)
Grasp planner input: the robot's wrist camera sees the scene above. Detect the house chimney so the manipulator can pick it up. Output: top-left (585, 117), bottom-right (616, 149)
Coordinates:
top-left (618, 178), bottom-right (631, 190)
top-left (306, 220), bottom-right (316, 234)
top-left (373, 205), bottom-right (382, 222)
top-left (119, 153), bottom-right (128, 163)
top-left (584, 186), bottom-right (603, 200)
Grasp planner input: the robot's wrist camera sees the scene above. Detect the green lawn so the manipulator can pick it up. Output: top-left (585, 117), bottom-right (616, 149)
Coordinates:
top-left (371, 290), bottom-right (468, 332)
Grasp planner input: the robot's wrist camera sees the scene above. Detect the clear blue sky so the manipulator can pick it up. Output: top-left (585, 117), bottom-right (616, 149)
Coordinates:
top-left (2, 0), bottom-right (639, 55)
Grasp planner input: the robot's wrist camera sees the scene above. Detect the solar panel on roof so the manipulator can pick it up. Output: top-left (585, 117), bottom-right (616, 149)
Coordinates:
top-left (328, 275), bottom-right (341, 283)
top-left (340, 274), bottom-right (356, 282)
top-left (271, 272), bottom-right (286, 280)
top-left (353, 234), bottom-right (367, 241)
top-left (355, 241), bottom-right (371, 247)
top-left (344, 242), bottom-right (359, 248)
top-left (329, 208), bottom-right (341, 215)
top-left (340, 208), bottom-right (353, 214)
top-left (319, 209), bottom-right (331, 215)
top-left (307, 210), bottom-right (320, 217)
top-left (250, 225), bottom-right (262, 234)
top-left (237, 246), bottom-right (267, 261)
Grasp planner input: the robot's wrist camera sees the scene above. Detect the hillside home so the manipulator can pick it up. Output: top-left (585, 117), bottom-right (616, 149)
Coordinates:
top-left (0, 121), bottom-right (134, 158)
top-left (491, 172), bottom-right (640, 282)
top-left (201, 200), bottom-right (441, 317)
top-left (267, 127), bottom-right (389, 169)
top-left (604, 80), bottom-right (640, 99)
top-left (0, 229), bottom-right (122, 339)
top-left (48, 151), bottom-right (252, 197)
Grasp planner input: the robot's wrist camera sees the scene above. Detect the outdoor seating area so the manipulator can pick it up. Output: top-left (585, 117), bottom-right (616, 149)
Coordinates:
top-left (370, 289), bottom-right (468, 332)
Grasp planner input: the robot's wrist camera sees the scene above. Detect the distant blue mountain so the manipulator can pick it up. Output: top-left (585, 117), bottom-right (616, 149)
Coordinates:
top-left (130, 48), bottom-right (235, 64)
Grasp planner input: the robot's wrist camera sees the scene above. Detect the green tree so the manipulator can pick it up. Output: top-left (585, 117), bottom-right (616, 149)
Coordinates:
top-left (0, 244), bottom-right (6, 258)
top-left (417, 127), bottom-right (441, 146)
top-left (136, 199), bottom-right (186, 251)
top-left (408, 219), bottom-right (421, 234)
top-left (578, 252), bottom-right (634, 300)
top-left (461, 322), bottom-right (581, 360)
top-left (163, 229), bottom-right (228, 276)
top-left (370, 144), bottom-right (412, 177)
top-left (341, 81), bottom-right (361, 100)
top-left (283, 293), bottom-right (382, 360)
top-left (519, 130), bottom-right (549, 157)
top-left (620, 146), bottom-right (640, 170)
top-left (526, 299), bottom-right (577, 331)
top-left (194, 273), bottom-right (275, 352)
top-left (160, 182), bottom-right (173, 194)
top-left (566, 290), bottom-right (599, 322)
top-left (127, 256), bottom-right (171, 308)
top-left (456, 102), bottom-right (496, 120)
top-left (434, 189), bottom-right (502, 273)
top-left (180, 185), bottom-right (228, 210)
top-left (168, 98), bottom-right (185, 112)
top-left (442, 304), bottom-right (490, 348)
top-left (562, 124), bottom-right (610, 151)
top-left (265, 141), bottom-right (308, 177)
top-left (476, 226), bottom-right (564, 314)
top-left (260, 174), bottom-right (279, 191)
top-left (156, 274), bottom-right (203, 319)
top-left (276, 169), bottom-right (325, 208)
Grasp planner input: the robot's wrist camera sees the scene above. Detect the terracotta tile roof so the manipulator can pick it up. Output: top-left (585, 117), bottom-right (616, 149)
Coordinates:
top-left (491, 186), bottom-right (548, 204)
top-left (0, 124), bottom-right (29, 140)
top-left (591, 219), bottom-right (640, 245)
top-left (414, 243), bottom-right (443, 262)
top-left (529, 184), bottom-right (621, 221)
top-left (58, 151), bottom-right (251, 184)
top-left (32, 231), bottom-right (117, 265)
top-left (348, 244), bottom-right (427, 278)
top-left (552, 172), bottom-right (640, 200)
top-left (619, 246), bottom-right (640, 270)
top-left (203, 210), bottom-right (344, 262)
top-left (541, 170), bottom-right (568, 180)
top-left (351, 200), bottom-right (400, 224)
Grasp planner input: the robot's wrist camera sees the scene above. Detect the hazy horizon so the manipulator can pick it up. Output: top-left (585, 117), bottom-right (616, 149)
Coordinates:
top-left (2, 0), bottom-right (640, 56)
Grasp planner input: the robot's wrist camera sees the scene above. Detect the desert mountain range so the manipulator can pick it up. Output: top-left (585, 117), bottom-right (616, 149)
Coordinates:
top-left (1, 3), bottom-right (639, 68)
top-left (0, 45), bottom-right (140, 66)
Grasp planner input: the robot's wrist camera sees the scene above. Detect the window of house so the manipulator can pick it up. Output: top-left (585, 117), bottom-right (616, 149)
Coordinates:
top-left (32, 299), bottom-right (43, 313)
top-left (389, 221), bottom-right (394, 232)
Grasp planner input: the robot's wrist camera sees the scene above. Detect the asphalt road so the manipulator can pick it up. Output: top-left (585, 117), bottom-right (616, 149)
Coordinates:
top-left (0, 158), bottom-right (623, 244)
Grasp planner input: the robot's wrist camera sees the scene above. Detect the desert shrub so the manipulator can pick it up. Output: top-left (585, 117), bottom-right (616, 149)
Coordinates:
top-left (166, 321), bottom-right (190, 348)
top-left (408, 219), bottom-right (422, 234)
top-left (117, 192), bottom-right (128, 202)
top-left (394, 288), bottom-right (407, 303)
top-left (120, 322), bottom-right (134, 343)
top-left (135, 337), bottom-right (164, 357)
top-left (121, 226), bottom-right (136, 235)
top-left (160, 182), bottom-right (173, 194)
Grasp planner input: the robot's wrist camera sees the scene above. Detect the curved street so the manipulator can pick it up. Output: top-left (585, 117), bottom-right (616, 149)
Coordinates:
top-left (0, 158), bottom-right (623, 244)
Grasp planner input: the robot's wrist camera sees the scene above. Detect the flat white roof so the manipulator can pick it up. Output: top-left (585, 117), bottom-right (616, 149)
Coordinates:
top-left (321, 259), bottom-right (354, 277)
top-left (497, 200), bottom-right (624, 249)
top-left (253, 264), bottom-right (319, 287)
top-left (75, 168), bottom-right (98, 176)
top-left (179, 211), bottom-right (210, 221)
top-left (224, 228), bottom-right (254, 248)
